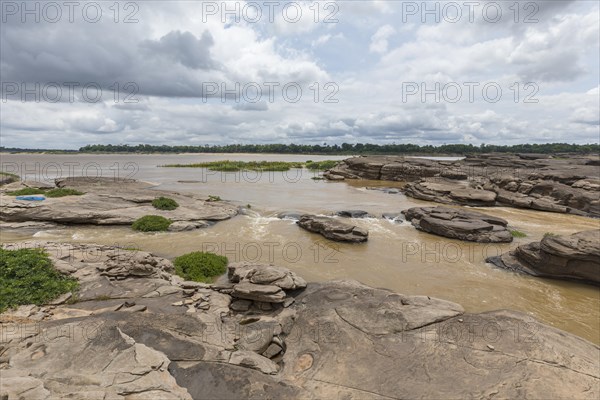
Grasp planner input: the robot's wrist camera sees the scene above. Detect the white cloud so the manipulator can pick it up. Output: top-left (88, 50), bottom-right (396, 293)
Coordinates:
top-left (369, 25), bottom-right (396, 54)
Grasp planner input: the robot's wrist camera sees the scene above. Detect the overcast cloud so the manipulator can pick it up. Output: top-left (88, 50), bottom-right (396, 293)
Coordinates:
top-left (0, 0), bottom-right (598, 149)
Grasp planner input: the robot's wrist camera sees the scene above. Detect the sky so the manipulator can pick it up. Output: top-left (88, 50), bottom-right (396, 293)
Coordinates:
top-left (0, 0), bottom-right (599, 149)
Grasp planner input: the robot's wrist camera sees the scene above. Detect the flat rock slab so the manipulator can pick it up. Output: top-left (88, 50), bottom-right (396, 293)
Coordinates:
top-left (403, 206), bottom-right (513, 243)
top-left (0, 176), bottom-right (238, 226)
top-left (297, 215), bottom-right (368, 243)
top-left (487, 229), bottom-right (600, 285)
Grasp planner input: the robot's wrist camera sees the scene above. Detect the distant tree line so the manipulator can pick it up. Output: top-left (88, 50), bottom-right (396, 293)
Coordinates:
top-left (2, 142), bottom-right (599, 155)
top-left (77, 143), bottom-right (599, 155)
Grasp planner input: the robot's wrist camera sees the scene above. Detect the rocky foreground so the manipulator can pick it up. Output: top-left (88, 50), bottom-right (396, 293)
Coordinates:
top-left (0, 177), bottom-right (238, 230)
top-left (487, 229), bottom-right (600, 285)
top-left (324, 153), bottom-right (600, 218)
top-left (1, 242), bottom-right (599, 399)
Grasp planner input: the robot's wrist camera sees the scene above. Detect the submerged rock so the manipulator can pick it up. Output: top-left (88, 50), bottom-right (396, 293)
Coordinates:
top-left (335, 210), bottom-right (371, 218)
top-left (297, 215), bottom-right (368, 243)
top-left (403, 206), bottom-right (513, 243)
top-left (487, 229), bottom-right (600, 284)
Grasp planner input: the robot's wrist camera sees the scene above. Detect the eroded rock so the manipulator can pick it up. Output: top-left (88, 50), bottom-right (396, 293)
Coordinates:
top-left (403, 206), bottom-right (513, 243)
top-left (487, 229), bottom-right (600, 284)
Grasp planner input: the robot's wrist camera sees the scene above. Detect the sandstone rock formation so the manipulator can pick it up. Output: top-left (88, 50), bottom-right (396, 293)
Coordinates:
top-left (403, 206), bottom-right (513, 243)
top-left (0, 177), bottom-right (237, 228)
top-left (487, 229), bottom-right (600, 285)
top-left (1, 242), bottom-right (599, 399)
top-left (297, 215), bottom-right (368, 242)
top-left (325, 154), bottom-right (600, 217)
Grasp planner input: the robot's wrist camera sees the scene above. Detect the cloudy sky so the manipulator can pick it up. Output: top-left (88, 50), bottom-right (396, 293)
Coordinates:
top-left (1, 0), bottom-right (598, 149)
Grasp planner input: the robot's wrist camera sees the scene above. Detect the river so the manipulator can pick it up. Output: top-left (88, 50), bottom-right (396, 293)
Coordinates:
top-left (1, 153), bottom-right (599, 343)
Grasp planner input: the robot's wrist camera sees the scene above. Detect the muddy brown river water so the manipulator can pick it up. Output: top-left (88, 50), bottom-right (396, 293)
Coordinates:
top-left (1, 153), bottom-right (599, 343)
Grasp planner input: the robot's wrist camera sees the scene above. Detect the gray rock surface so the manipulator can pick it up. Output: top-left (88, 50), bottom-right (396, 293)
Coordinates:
top-left (0, 176), bottom-right (238, 226)
top-left (325, 154), bottom-right (600, 217)
top-left (487, 229), bottom-right (600, 284)
top-left (1, 242), bottom-right (599, 399)
top-left (297, 215), bottom-right (368, 243)
top-left (403, 206), bottom-right (513, 242)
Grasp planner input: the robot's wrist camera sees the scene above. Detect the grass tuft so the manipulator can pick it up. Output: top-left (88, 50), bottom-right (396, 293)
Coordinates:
top-left (45, 188), bottom-right (84, 198)
top-left (152, 196), bottom-right (179, 210)
top-left (510, 230), bottom-right (527, 238)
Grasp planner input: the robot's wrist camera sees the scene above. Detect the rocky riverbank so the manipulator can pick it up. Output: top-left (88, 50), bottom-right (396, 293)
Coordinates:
top-left (324, 153), bottom-right (600, 217)
top-left (487, 230), bottom-right (600, 285)
top-left (0, 177), bottom-right (238, 229)
top-left (1, 242), bottom-right (599, 399)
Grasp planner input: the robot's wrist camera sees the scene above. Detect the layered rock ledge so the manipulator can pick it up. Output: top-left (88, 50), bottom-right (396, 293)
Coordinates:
top-left (324, 154), bottom-right (600, 217)
top-left (0, 177), bottom-right (237, 228)
top-left (1, 242), bottom-right (599, 399)
top-left (487, 229), bottom-right (600, 285)
top-left (403, 206), bottom-right (513, 243)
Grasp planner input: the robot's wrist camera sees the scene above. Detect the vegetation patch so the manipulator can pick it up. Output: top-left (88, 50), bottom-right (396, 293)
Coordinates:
top-left (207, 195), bottom-right (222, 202)
top-left (544, 232), bottom-right (558, 238)
top-left (6, 187), bottom-right (84, 197)
top-left (510, 230), bottom-right (527, 238)
top-left (305, 160), bottom-right (338, 171)
top-left (132, 215), bottom-right (172, 232)
top-left (152, 196), bottom-right (179, 210)
top-left (0, 248), bottom-right (79, 312)
top-left (6, 188), bottom-right (46, 196)
top-left (173, 251), bottom-right (228, 283)
top-left (45, 188), bottom-right (85, 198)
top-left (161, 160), bottom-right (303, 172)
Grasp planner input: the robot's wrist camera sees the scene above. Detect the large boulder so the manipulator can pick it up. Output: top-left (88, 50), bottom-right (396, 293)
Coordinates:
top-left (297, 215), bottom-right (368, 243)
top-left (403, 206), bottom-right (513, 243)
top-left (487, 230), bottom-right (600, 285)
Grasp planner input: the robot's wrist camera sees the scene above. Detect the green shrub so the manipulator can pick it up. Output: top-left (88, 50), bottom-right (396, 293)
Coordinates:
top-left (45, 188), bottom-right (84, 198)
top-left (544, 232), bottom-right (558, 238)
top-left (152, 196), bottom-right (179, 210)
top-left (0, 248), bottom-right (79, 312)
top-left (6, 188), bottom-right (46, 196)
top-left (132, 215), bottom-right (172, 232)
top-left (510, 230), bottom-right (527, 238)
top-left (173, 252), bottom-right (228, 283)
top-left (207, 195), bottom-right (222, 202)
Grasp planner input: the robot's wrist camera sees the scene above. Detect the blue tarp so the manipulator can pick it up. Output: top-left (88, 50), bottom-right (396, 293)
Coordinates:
top-left (15, 196), bottom-right (46, 201)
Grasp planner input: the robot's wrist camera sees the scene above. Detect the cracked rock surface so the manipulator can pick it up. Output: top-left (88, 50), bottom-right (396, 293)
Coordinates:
top-left (1, 242), bottom-right (598, 399)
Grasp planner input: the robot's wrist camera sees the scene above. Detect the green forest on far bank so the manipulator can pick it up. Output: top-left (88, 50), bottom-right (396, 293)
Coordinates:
top-left (1, 142), bottom-right (598, 155)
